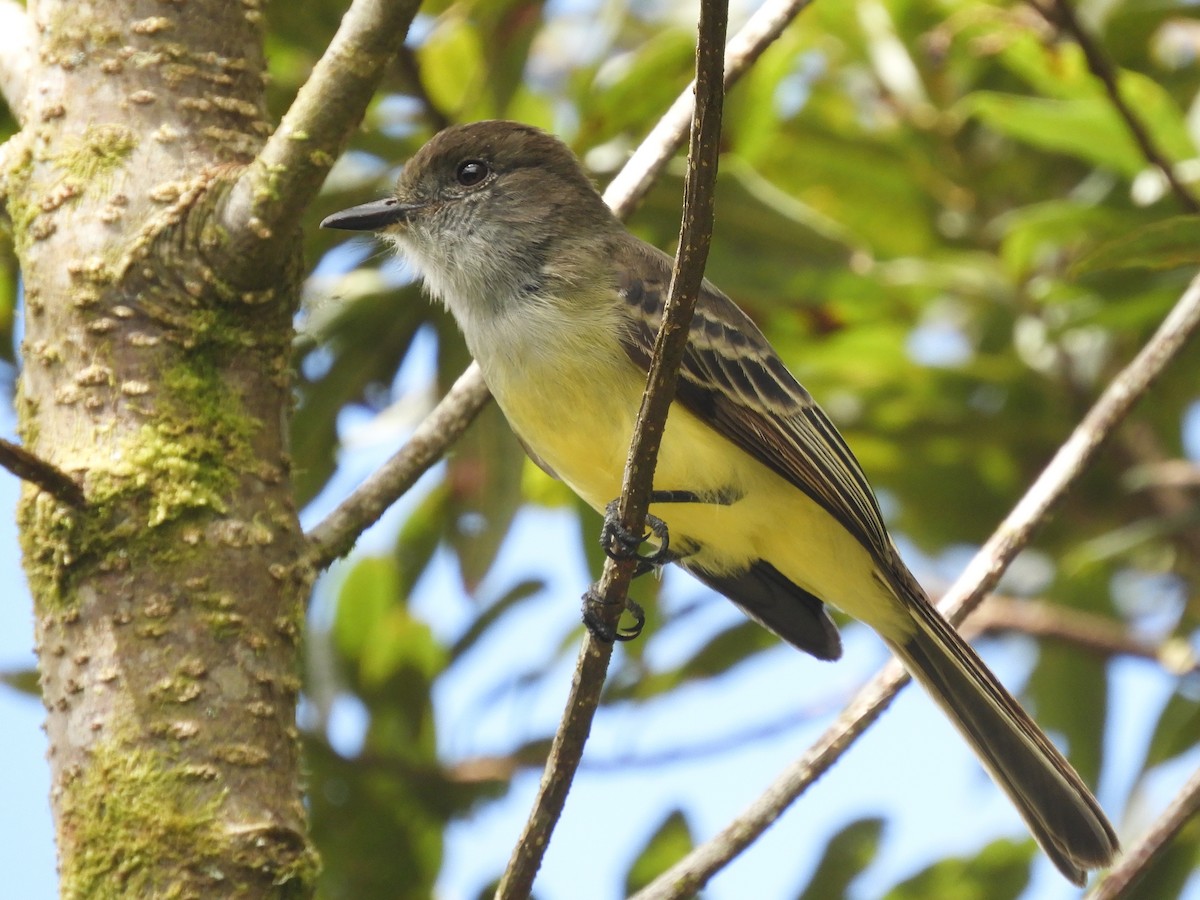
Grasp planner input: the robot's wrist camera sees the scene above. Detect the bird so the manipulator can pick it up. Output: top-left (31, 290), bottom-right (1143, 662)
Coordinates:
top-left (321, 119), bottom-right (1119, 884)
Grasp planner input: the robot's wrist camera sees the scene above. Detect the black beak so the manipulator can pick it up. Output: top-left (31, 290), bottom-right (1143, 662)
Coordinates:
top-left (320, 197), bottom-right (417, 231)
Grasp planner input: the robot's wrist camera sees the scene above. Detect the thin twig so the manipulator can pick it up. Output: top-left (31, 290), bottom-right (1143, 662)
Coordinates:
top-left (0, 438), bottom-right (85, 507)
top-left (1088, 764), bottom-right (1200, 900)
top-left (221, 0), bottom-right (422, 282)
top-left (0, 0), bottom-right (34, 124)
top-left (1033, 0), bottom-right (1200, 212)
top-left (304, 0), bottom-right (818, 568)
top-left (1112, 421), bottom-right (1200, 562)
top-left (1125, 458), bottom-right (1200, 491)
top-left (965, 596), bottom-right (1196, 674)
top-left (494, 2), bottom-right (730, 896)
top-left (305, 365), bottom-right (491, 567)
top-left (632, 271), bottom-right (1200, 900)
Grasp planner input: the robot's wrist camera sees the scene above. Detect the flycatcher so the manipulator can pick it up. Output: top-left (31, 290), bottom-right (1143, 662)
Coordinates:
top-left (322, 120), bottom-right (1118, 883)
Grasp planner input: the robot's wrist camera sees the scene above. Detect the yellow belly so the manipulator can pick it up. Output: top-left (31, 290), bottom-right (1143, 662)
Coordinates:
top-left (483, 346), bottom-right (911, 640)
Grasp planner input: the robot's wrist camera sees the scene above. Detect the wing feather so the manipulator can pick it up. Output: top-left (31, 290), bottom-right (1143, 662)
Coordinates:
top-left (614, 240), bottom-right (895, 572)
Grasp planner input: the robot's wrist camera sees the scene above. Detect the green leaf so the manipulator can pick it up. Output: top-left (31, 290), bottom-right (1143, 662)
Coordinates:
top-left (988, 36), bottom-right (1194, 164)
top-left (418, 14), bottom-right (488, 118)
top-left (445, 400), bottom-right (525, 592)
top-left (994, 28), bottom-right (1104, 101)
top-left (306, 739), bottom-right (445, 900)
top-left (334, 556), bottom-right (400, 662)
top-left (883, 837), bottom-right (1033, 900)
top-left (359, 606), bottom-right (443, 691)
top-left (587, 29), bottom-right (696, 137)
top-left (795, 817), bottom-right (885, 900)
top-left (334, 555), bottom-right (445, 691)
top-left (995, 200), bottom-right (1131, 280)
top-left (749, 127), bottom-right (939, 257)
top-left (960, 92), bottom-right (1144, 176)
top-left (476, 0), bottom-right (545, 114)
top-left (1115, 69), bottom-right (1197, 165)
top-left (623, 809), bottom-right (695, 895)
top-left (0, 667), bottom-right (41, 698)
top-left (1142, 690), bottom-right (1200, 771)
top-left (393, 484), bottom-right (450, 600)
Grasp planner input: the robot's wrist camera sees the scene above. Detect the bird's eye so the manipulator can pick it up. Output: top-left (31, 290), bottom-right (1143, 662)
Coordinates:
top-left (456, 159), bottom-right (490, 187)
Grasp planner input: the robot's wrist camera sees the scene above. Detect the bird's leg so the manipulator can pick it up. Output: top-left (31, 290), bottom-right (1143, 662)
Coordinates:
top-left (586, 489), bottom-right (734, 643)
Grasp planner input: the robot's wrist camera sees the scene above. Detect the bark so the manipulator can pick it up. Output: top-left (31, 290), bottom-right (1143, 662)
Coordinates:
top-left (1, 1), bottom-right (317, 896)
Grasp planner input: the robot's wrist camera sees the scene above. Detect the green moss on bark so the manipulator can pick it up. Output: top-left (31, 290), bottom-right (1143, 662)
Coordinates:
top-left (113, 358), bottom-right (261, 526)
top-left (58, 741), bottom-right (319, 898)
top-left (58, 742), bottom-right (224, 898)
top-left (60, 124), bottom-right (137, 187)
top-left (18, 347), bottom-right (263, 612)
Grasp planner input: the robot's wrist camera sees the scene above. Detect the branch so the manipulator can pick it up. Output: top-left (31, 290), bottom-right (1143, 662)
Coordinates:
top-left (494, 3), bottom-right (730, 897)
top-left (966, 596), bottom-right (1197, 674)
top-left (1113, 421), bottom-right (1200, 562)
top-left (221, 0), bottom-right (421, 281)
top-left (0, 0), bottom-right (34, 124)
top-left (604, 0), bottom-right (816, 217)
top-left (632, 270), bottom-right (1200, 900)
top-left (1088, 764), bottom-right (1200, 900)
top-left (304, 0), bottom-right (818, 567)
top-left (0, 438), bottom-right (85, 507)
top-left (305, 365), bottom-right (491, 568)
top-left (1033, 0), bottom-right (1200, 213)
top-left (1125, 458), bottom-right (1200, 492)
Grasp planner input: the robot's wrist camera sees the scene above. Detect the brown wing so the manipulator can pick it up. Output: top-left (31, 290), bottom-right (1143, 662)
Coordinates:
top-left (614, 238), bottom-right (895, 573)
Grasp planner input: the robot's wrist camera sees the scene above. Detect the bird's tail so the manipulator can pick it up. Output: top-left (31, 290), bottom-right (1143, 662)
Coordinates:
top-left (886, 598), bottom-right (1119, 885)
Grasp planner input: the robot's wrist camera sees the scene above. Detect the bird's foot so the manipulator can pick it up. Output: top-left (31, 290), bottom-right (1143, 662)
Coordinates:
top-left (600, 499), bottom-right (672, 567)
top-left (581, 586), bottom-right (645, 643)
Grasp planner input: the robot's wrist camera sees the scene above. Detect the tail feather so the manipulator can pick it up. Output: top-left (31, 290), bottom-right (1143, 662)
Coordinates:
top-left (888, 600), bottom-right (1118, 885)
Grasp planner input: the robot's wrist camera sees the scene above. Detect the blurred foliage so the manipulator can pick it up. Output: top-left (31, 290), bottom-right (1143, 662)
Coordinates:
top-left (262, 0), bottom-right (1200, 895)
top-left (882, 837), bottom-right (1034, 899)
top-left (795, 817), bottom-right (886, 899)
top-left (623, 810), bottom-right (696, 894)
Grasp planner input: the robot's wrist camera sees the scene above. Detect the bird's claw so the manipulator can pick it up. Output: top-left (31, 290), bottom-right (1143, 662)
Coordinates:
top-left (600, 500), bottom-right (671, 567)
top-left (582, 585), bottom-right (645, 643)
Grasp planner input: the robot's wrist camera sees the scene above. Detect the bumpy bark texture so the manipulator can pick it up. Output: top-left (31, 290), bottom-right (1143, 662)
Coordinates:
top-left (2, 1), bottom-right (317, 896)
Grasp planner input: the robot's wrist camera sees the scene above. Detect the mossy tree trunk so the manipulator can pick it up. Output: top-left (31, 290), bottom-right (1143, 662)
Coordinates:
top-left (1, 1), bottom-right (318, 895)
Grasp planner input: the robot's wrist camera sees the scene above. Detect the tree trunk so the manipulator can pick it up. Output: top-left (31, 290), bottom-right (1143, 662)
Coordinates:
top-left (3, 1), bottom-right (317, 895)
